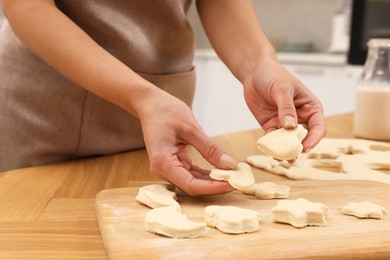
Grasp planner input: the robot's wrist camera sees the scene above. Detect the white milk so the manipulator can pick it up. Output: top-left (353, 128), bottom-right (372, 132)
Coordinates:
top-left (354, 85), bottom-right (390, 141)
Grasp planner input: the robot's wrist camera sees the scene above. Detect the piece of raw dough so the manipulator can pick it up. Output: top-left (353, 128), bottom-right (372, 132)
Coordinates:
top-left (136, 183), bottom-right (180, 209)
top-left (271, 198), bottom-right (328, 228)
top-left (243, 182), bottom-right (290, 199)
top-left (247, 147), bottom-right (390, 185)
top-left (341, 201), bottom-right (387, 219)
top-left (205, 205), bottom-right (260, 234)
top-left (257, 124), bottom-right (308, 161)
top-left (307, 138), bottom-right (390, 159)
top-left (210, 162), bottom-right (255, 190)
top-left (145, 206), bottom-right (207, 239)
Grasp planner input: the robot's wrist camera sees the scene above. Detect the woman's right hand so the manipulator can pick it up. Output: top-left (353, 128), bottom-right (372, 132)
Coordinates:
top-left (138, 88), bottom-right (236, 196)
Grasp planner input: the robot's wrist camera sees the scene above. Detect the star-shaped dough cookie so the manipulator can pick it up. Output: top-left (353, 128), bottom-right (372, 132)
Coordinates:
top-left (271, 198), bottom-right (328, 228)
top-left (341, 201), bottom-right (387, 219)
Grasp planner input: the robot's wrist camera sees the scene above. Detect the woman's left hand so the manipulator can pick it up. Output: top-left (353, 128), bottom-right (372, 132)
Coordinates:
top-left (242, 58), bottom-right (326, 152)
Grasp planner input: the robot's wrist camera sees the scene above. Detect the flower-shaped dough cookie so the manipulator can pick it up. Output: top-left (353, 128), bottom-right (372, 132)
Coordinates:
top-left (145, 206), bottom-right (207, 238)
top-left (271, 198), bottom-right (328, 228)
top-left (341, 201), bottom-right (387, 219)
top-left (136, 183), bottom-right (180, 209)
top-left (210, 162), bottom-right (255, 190)
top-left (243, 182), bottom-right (290, 199)
top-left (205, 205), bottom-right (260, 234)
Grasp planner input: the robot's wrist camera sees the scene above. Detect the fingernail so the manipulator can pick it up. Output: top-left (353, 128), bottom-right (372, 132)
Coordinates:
top-left (303, 143), bottom-right (313, 153)
top-left (283, 115), bottom-right (296, 128)
top-left (220, 154), bottom-right (237, 169)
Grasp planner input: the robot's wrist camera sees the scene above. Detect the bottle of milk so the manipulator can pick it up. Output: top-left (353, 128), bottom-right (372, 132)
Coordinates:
top-left (353, 39), bottom-right (390, 141)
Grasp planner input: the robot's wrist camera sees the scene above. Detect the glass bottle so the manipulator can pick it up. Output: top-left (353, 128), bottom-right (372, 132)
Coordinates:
top-left (353, 39), bottom-right (390, 141)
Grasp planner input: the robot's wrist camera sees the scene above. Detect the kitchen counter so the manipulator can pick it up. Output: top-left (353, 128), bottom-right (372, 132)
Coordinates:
top-left (0, 113), bottom-right (387, 259)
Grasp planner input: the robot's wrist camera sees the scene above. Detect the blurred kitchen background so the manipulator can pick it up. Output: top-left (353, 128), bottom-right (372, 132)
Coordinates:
top-left (1, 1), bottom-right (388, 136)
top-left (188, 0), bottom-right (369, 136)
top-left (0, 4), bottom-right (3, 26)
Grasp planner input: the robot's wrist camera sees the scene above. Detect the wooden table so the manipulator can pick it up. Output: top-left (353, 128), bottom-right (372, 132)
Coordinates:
top-left (0, 113), bottom-right (375, 259)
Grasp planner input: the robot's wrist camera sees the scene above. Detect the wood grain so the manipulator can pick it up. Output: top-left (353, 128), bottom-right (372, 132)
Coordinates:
top-left (1, 113), bottom-right (388, 259)
top-left (95, 180), bottom-right (390, 259)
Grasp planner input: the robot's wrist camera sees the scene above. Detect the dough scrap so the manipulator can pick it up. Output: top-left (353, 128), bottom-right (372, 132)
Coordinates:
top-left (256, 124), bottom-right (308, 161)
top-left (271, 198), bottom-right (328, 228)
top-left (210, 162), bottom-right (255, 190)
top-left (205, 205), bottom-right (260, 234)
top-left (246, 138), bottom-right (390, 184)
top-left (136, 183), bottom-right (180, 209)
top-left (243, 182), bottom-right (290, 199)
top-left (341, 201), bottom-right (387, 219)
top-left (307, 138), bottom-right (390, 159)
top-left (145, 206), bottom-right (207, 239)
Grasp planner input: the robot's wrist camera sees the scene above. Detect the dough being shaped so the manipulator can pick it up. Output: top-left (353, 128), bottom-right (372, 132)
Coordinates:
top-left (136, 183), bottom-right (180, 209)
top-left (243, 182), bottom-right (290, 199)
top-left (210, 162), bottom-right (255, 190)
top-left (246, 154), bottom-right (290, 175)
top-left (205, 205), bottom-right (260, 234)
top-left (145, 206), bottom-right (207, 239)
top-left (271, 198), bottom-right (328, 228)
top-left (341, 201), bottom-right (387, 219)
top-left (257, 124), bottom-right (308, 161)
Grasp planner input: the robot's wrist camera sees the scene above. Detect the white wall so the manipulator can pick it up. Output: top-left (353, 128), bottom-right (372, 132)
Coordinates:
top-left (192, 52), bottom-right (259, 137)
top-left (188, 0), bottom-right (348, 52)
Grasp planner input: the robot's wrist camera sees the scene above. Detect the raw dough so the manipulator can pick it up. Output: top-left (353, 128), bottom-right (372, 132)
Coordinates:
top-left (341, 201), bottom-right (387, 219)
top-left (271, 198), bottom-right (328, 228)
top-left (210, 162), bottom-right (255, 190)
top-left (246, 137), bottom-right (390, 184)
top-left (136, 183), bottom-right (180, 209)
top-left (145, 206), bottom-right (207, 239)
top-left (307, 138), bottom-right (390, 159)
top-left (243, 182), bottom-right (290, 199)
top-left (204, 205), bottom-right (260, 234)
top-left (256, 124), bottom-right (308, 161)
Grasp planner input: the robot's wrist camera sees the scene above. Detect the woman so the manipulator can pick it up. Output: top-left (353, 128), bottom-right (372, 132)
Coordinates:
top-left (0, 0), bottom-right (326, 195)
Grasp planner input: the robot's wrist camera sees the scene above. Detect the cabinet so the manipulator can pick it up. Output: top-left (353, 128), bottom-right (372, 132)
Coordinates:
top-left (192, 51), bottom-right (363, 136)
top-left (283, 63), bottom-right (362, 116)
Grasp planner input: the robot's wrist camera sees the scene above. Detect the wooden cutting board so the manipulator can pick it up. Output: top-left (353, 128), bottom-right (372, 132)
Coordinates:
top-left (95, 180), bottom-right (390, 259)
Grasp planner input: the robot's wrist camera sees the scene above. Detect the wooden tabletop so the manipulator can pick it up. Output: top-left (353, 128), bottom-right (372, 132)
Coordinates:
top-left (0, 113), bottom-right (369, 259)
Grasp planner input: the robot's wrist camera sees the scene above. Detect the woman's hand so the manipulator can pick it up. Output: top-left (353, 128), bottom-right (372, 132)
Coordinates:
top-left (243, 58), bottom-right (326, 152)
top-left (197, 0), bottom-right (326, 153)
top-left (138, 88), bottom-right (236, 196)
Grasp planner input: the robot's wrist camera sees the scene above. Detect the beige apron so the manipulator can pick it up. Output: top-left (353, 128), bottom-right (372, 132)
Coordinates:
top-left (0, 0), bottom-right (195, 172)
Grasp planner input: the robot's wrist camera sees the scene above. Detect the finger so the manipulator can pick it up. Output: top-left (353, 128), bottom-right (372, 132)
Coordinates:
top-left (302, 113), bottom-right (327, 152)
top-left (190, 169), bottom-right (212, 180)
top-left (177, 151), bottom-right (192, 171)
top-left (164, 166), bottom-right (234, 196)
top-left (183, 129), bottom-right (237, 170)
top-left (275, 91), bottom-right (298, 129)
top-left (261, 117), bottom-right (280, 134)
top-left (189, 164), bottom-right (211, 176)
top-left (287, 158), bottom-right (296, 164)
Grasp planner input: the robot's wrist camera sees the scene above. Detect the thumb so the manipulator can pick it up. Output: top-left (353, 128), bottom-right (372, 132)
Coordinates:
top-left (276, 92), bottom-right (297, 129)
top-left (185, 129), bottom-right (237, 169)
